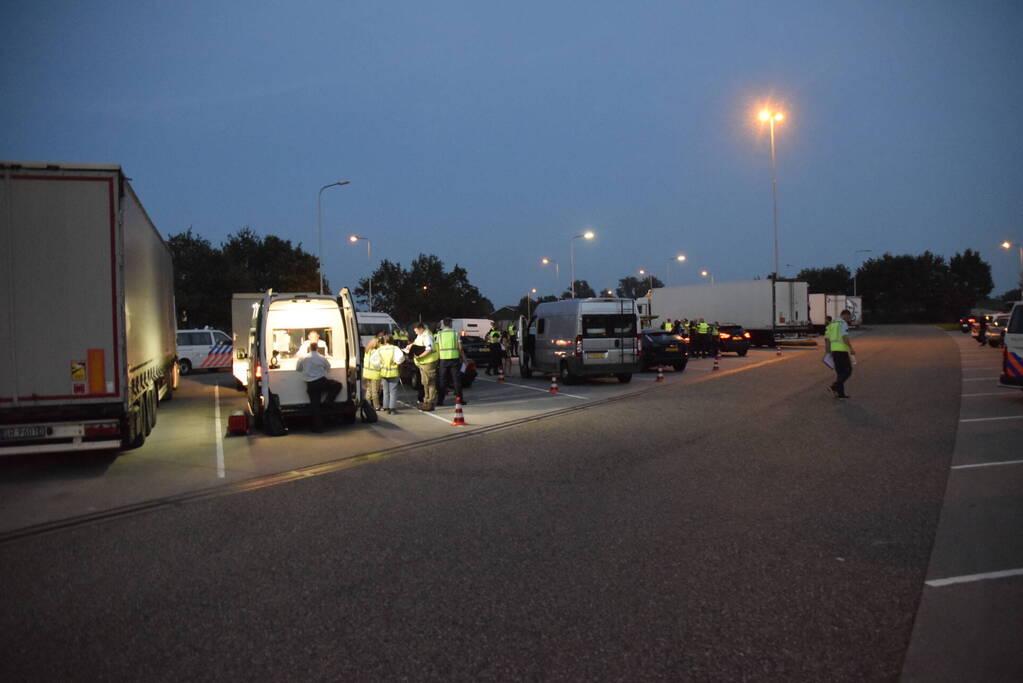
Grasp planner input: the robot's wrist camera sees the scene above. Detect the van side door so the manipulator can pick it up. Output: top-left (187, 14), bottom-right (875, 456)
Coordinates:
top-left (337, 288), bottom-right (361, 403)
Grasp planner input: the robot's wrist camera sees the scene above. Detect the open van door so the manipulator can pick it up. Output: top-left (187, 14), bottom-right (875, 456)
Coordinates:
top-left (518, 314), bottom-right (532, 378)
top-left (337, 288), bottom-right (363, 405)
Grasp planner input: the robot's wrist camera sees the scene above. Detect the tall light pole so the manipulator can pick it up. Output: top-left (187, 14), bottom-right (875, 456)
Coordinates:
top-left (569, 230), bottom-right (595, 298)
top-left (1001, 240), bottom-right (1023, 291)
top-left (540, 257), bottom-right (560, 290)
top-left (526, 287), bottom-right (537, 318)
top-left (348, 234), bottom-right (372, 311)
top-left (700, 269), bottom-right (714, 285)
top-left (638, 268), bottom-right (654, 293)
top-left (759, 106), bottom-right (785, 342)
top-left (317, 180), bottom-right (350, 294)
top-left (853, 249), bottom-right (872, 297)
top-left (665, 253), bottom-right (686, 285)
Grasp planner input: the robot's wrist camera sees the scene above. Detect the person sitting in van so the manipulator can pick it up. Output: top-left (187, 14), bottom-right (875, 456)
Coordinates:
top-left (298, 330), bottom-right (328, 356)
top-left (296, 342), bottom-right (341, 432)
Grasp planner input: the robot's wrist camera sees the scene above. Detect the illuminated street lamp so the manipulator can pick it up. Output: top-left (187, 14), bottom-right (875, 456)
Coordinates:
top-left (758, 105), bottom-right (786, 341)
top-left (638, 268), bottom-right (654, 293)
top-left (700, 269), bottom-right (714, 285)
top-left (1001, 240), bottom-right (1023, 290)
top-left (348, 234), bottom-right (373, 311)
top-left (540, 257), bottom-right (560, 288)
top-left (665, 253), bottom-right (686, 285)
top-left (570, 230), bottom-right (596, 298)
top-left (316, 180), bottom-right (351, 294)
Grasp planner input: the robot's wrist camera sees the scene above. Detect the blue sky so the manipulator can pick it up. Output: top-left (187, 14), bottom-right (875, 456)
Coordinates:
top-left (3, 1), bottom-right (1021, 307)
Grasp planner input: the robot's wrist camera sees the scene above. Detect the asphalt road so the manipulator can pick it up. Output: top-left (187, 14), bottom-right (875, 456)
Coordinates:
top-left (2, 326), bottom-right (964, 681)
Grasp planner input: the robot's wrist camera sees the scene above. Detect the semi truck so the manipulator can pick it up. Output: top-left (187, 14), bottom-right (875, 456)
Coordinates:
top-left (0, 162), bottom-right (177, 454)
top-left (645, 279), bottom-right (810, 345)
top-left (808, 294), bottom-right (862, 332)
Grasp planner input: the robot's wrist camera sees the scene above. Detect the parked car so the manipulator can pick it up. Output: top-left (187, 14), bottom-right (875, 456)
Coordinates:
top-left (638, 329), bottom-right (688, 372)
top-left (985, 313), bottom-right (1011, 347)
top-left (459, 335), bottom-right (493, 365)
top-left (958, 314), bottom-right (976, 333)
top-left (717, 324), bottom-right (751, 356)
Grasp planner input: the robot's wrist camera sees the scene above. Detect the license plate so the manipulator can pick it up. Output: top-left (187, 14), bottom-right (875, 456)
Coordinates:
top-left (587, 352), bottom-right (605, 359)
top-left (1, 425), bottom-right (48, 441)
top-left (666, 346), bottom-right (678, 352)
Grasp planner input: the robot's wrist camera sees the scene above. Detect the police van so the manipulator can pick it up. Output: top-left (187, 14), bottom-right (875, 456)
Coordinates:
top-left (176, 328), bottom-right (232, 375)
top-left (518, 298), bottom-right (641, 384)
top-left (999, 301), bottom-right (1023, 392)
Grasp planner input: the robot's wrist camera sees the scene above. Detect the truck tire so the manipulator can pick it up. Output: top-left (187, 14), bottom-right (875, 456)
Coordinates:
top-left (616, 373), bottom-right (632, 384)
top-left (178, 358), bottom-right (192, 375)
top-left (122, 406), bottom-right (146, 449)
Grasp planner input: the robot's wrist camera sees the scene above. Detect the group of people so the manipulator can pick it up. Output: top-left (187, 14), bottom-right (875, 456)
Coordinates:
top-left (661, 317), bottom-right (721, 358)
top-left (484, 323), bottom-right (515, 377)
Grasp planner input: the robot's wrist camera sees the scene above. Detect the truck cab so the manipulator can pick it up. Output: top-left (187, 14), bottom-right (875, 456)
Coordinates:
top-left (245, 290), bottom-right (362, 434)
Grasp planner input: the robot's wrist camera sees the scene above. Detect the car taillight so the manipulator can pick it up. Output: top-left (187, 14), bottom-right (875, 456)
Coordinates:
top-left (575, 335), bottom-right (583, 357)
top-left (85, 422), bottom-right (120, 438)
top-left (255, 363), bottom-right (262, 379)
top-left (683, 336), bottom-right (690, 343)
top-left (743, 331), bottom-right (751, 339)
top-left (719, 332), bottom-right (731, 339)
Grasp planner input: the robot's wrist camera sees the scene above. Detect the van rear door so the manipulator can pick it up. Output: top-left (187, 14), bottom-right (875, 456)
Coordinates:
top-left (579, 305), bottom-right (637, 368)
top-left (338, 288), bottom-right (361, 403)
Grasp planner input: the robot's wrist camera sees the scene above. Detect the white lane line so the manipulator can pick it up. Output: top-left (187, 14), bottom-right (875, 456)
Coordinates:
top-left (926, 567), bottom-right (1023, 587)
top-left (959, 415), bottom-right (1023, 423)
top-left (962, 377), bottom-right (1000, 382)
top-left (475, 376), bottom-right (588, 399)
top-left (951, 458), bottom-right (1023, 470)
top-left (214, 385), bottom-right (225, 478)
top-left (397, 401), bottom-right (456, 424)
top-left (961, 392), bottom-right (1020, 397)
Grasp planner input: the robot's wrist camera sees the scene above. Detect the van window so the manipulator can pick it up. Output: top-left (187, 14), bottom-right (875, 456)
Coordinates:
top-left (214, 331), bottom-right (231, 344)
top-left (581, 314), bottom-right (636, 338)
top-left (270, 328), bottom-right (334, 357)
top-left (1009, 306), bottom-right (1023, 334)
top-left (178, 332), bottom-right (211, 346)
top-left (358, 322), bottom-right (395, 336)
top-left (537, 319), bottom-right (546, 334)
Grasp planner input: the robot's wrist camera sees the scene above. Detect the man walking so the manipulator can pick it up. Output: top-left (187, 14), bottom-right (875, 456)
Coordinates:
top-left (824, 309), bottom-right (856, 399)
top-left (296, 342), bottom-right (341, 432)
top-left (435, 318), bottom-right (467, 407)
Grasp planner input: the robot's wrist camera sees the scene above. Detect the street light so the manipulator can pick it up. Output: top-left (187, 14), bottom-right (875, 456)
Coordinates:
top-left (759, 105), bottom-right (785, 342)
top-left (316, 180), bottom-right (351, 294)
top-left (665, 253), bottom-right (686, 285)
top-left (540, 257), bottom-right (560, 288)
top-left (526, 287), bottom-right (537, 318)
top-left (700, 269), bottom-right (714, 285)
top-left (348, 234), bottom-right (372, 311)
top-left (1001, 240), bottom-right (1023, 290)
top-left (569, 230), bottom-right (595, 298)
top-left (853, 249), bottom-right (872, 297)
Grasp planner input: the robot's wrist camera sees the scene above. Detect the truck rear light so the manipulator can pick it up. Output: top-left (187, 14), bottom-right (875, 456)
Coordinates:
top-left (255, 363), bottom-right (262, 379)
top-left (84, 422), bottom-right (120, 438)
top-left (575, 335), bottom-right (583, 357)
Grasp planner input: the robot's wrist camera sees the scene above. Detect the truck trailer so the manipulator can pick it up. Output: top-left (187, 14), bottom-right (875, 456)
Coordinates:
top-left (647, 279), bottom-right (810, 345)
top-left (808, 294), bottom-right (862, 332)
top-left (0, 162), bottom-right (177, 454)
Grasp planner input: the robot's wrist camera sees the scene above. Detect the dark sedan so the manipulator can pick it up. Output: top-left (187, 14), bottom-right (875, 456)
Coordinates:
top-left (717, 324), bottom-right (751, 356)
top-left (639, 330), bottom-right (688, 371)
top-left (459, 335), bottom-right (494, 365)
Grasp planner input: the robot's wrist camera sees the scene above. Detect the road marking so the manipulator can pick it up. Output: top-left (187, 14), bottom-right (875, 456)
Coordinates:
top-left (926, 567), bottom-right (1023, 587)
top-left (476, 376), bottom-right (588, 399)
top-left (397, 401), bottom-right (458, 424)
top-left (958, 415), bottom-right (1023, 423)
top-left (951, 458), bottom-right (1023, 470)
top-left (213, 385), bottom-right (225, 478)
top-left (962, 377), bottom-right (1000, 382)
top-left (961, 392), bottom-right (1019, 397)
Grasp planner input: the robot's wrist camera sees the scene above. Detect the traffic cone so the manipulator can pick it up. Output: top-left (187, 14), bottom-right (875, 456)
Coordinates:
top-left (776, 346), bottom-right (782, 357)
top-left (712, 354), bottom-right (720, 372)
top-left (656, 366), bottom-right (665, 382)
top-left (497, 365), bottom-right (505, 383)
top-left (450, 396), bottom-right (467, 426)
top-left (549, 375), bottom-right (560, 394)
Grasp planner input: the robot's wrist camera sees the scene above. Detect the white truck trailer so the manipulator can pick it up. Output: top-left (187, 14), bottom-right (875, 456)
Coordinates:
top-left (0, 162), bottom-right (177, 454)
top-left (808, 294), bottom-right (862, 332)
top-left (648, 279), bottom-right (810, 345)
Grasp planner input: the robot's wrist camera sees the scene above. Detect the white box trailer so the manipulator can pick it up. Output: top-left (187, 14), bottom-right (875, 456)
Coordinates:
top-left (0, 162), bottom-right (176, 454)
top-left (808, 294), bottom-right (862, 331)
top-left (649, 279), bottom-right (809, 345)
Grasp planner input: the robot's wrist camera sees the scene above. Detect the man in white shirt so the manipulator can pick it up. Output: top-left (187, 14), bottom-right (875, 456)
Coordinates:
top-left (297, 330), bottom-right (328, 356)
top-left (404, 322), bottom-right (439, 411)
top-left (296, 343), bottom-right (341, 432)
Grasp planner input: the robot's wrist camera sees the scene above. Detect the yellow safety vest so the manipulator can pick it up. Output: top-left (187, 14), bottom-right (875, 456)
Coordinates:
top-left (508, 324), bottom-right (516, 336)
top-left (826, 321), bottom-right (849, 352)
top-left (363, 346), bottom-right (381, 380)
top-left (487, 329), bottom-right (501, 343)
top-left (697, 322), bottom-right (709, 334)
top-left (436, 329), bottom-right (460, 360)
top-left (378, 344), bottom-right (400, 378)
top-left (414, 333), bottom-right (439, 366)
top-left (663, 321), bottom-right (673, 331)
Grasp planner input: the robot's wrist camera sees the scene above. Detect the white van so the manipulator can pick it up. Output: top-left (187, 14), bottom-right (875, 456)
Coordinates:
top-left (355, 311), bottom-right (403, 349)
top-left (244, 289), bottom-right (368, 434)
top-left (451, 318), bottom-right (494, 339)
top-left (999, 301), bottom-right (1023, 392)
top-left (176, 328), bottom-right (232, 375)
top-left (519, 298), bottom-right (641, 384)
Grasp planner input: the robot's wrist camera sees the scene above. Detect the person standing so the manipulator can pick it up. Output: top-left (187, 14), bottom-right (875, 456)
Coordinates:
top-left (435, 318), bottom-right (466, 407)
top-left (405, 322), bottom-right (439, 411)
top-left (370, 334), bottom-right (404, 415)
top-left (362, 335), bottom-right (383, 412)
top-left (824, 309), bottom-right (856, 399)
top-left (507, 322), bottom-right (518, 357)
top-left (696, 318), bottom-right (710, 358)
top-left (296, 343), bottom-right (341, 432)
top-left (663, 318), bottom-right (674, 332)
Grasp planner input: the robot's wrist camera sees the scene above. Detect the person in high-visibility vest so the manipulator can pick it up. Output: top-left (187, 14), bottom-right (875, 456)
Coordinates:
top-left (392, 327), bottom-right (410, 343)
top-left (824, 309), bottom-right (856, 398)
top-left (710, 321), bottom-right (720, 357)
top-left (507, 323), bottom-right (518, 357)
top-left (369, 334), bottom-right (405, 415)
top-left (663, 318), bottom-right (673, 332)
top-left (405, 322), bottom-right (439, 411)
top-left (696, 318), bottom-right (710, 358)
top-left (486, 323), bottom-right (503, 375)
top-left (435, 318), bottom-right (466, 407)
top-left (362, 335), bottom-right (383, 411)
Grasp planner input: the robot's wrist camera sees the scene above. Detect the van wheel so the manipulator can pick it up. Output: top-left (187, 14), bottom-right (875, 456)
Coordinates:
top-left (738, 349), bottom-right (748, 357)
top-left (672, 361), bottom-right (686, 372)
top-left (178, 359), bottom-right (192, 375)
top-left (559, 362), bottom-right (579, 385)
top-left (616, 373), bottom-right (632, 384)
top-left (360, 399), bottom-right (378, 423)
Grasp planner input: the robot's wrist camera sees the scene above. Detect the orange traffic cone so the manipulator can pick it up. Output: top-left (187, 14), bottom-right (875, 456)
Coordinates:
top-left (450, 396), bottom-right (467, 426)
top-left (497, 365), bottom-right (505, 382)
top-left (712, 354), bottom-right (720, 372)
top-left (549, 375), bottom-right (560, 394)
top-left (776, 346), bottom-right (782, 357)
top-left (656, 366), bottom-right (665, 382)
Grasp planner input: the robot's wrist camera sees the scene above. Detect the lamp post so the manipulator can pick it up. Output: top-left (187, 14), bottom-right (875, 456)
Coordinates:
top-left (1001, 240), bottom-right (1023, 290)
top-left (700, 269), bottom-right (714, 285)
top-left (853, 249), bottom-right (872, 297)
top-left (540, 257), bottom-right (560, 290)
top-left (569, 230), bottom-right (595, 298)
top-left (638, 268), bottom-right (654, 293)
top-left (317, 180), bottom-right (350, 295)
top-left (759, 106), bottom-right (785, 342)
top-left (348, 234), bottom-right (372, 311)
top-left (665, 254), bottom-right (686, 285)
top-left (526, 287), bottom-right (537, 318)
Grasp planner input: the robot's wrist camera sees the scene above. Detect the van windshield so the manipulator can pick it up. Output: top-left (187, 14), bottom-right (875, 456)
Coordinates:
top-left (1009, 307), bottom-right (1023, 334)
top-left (581, 314), bottom-right (636, 338)
top-left (269, 328), bottom-right (334, 358)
